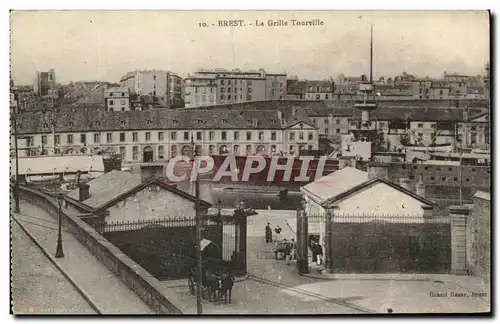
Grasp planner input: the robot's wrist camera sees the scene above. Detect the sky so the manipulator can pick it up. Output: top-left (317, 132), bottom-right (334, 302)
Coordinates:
top-left (10, 10), bottom-right (490, 85)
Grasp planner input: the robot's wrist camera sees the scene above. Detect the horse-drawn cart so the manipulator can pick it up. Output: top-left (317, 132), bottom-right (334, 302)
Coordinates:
top-left (274, 240), bottom-right (290, 260)
top-left (187, 239), bottom-right (235, 303)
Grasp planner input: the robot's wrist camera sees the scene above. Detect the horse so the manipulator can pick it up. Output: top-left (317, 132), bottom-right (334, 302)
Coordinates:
top-left (216, 273), bottom-right (235, 303)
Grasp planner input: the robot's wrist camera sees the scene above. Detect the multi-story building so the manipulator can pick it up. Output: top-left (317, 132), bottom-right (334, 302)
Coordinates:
top-left (120, 70), bottom-right (184, 107)
top-left (285, 80), bottom-right (334, 100)
top-left (104, 86), bottom-right (130, 111)
top-left (33, 69), bottom-right (56, 97)
top-left (12, 104), bottom-right (319, 162)
top-left (184, 68), bottom-right (286, 108)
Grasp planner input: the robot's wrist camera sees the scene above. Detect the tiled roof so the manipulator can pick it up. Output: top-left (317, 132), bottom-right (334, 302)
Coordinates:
top-left (16, 106), bottom-right (283, 134)
top-left (300, 167), bottom-right (369, 205)
top-left (67, 170), bottom-right (142, 208)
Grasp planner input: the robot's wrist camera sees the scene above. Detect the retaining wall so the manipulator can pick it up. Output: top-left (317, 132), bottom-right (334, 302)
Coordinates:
top-left (18, 186), bottom-right (183, 315)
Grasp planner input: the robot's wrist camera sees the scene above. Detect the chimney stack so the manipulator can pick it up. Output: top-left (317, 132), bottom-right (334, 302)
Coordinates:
top-left (367, 162), bottom-right (389, 180)
top-left (416, 175), bottom-right (426, 197)
top-left (79, 184), bottom-right (90, 202)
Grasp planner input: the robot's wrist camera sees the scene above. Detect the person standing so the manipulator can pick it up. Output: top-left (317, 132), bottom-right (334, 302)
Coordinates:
top-left (265, 223), bottom-right (272, 243)
top-left (316, 242), bottom-right (323, 266)
top-left (275, 225), bottom-right (282, 242)
top-left (290, 238), bottom-right (297, 264)
top-left (311, 241), bottom-right (318, 264)
top-left (285, 240), bottom-right (292, 265)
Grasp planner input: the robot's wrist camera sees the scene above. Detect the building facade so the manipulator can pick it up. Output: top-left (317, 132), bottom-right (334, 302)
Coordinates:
top-left (120, 70), bottom-right (184, 107)
top-left (104, 86), bottom-right (130, 111)
top-left (12, 105), bottom-right (319, 162)
top-left (33, 69), bottom-right (56, 97)
top-left (184, 69), bottom-right (286, 108)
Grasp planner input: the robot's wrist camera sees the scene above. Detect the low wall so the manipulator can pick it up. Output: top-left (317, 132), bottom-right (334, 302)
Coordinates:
top-left (19, 186), bottom-right (183, 315)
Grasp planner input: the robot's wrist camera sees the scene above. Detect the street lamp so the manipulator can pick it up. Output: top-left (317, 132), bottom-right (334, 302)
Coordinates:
top-left (55, 192), bottom-right (65, 258)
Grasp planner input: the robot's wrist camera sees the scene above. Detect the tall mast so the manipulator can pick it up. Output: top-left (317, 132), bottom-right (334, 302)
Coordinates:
top-left (369, 24), bottom-right (373, 83)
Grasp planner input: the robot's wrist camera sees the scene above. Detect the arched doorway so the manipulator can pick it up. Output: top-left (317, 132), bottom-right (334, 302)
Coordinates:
top-left (181, 145), bottom-right (192, 158)
top-left (143, 146), bottom-right (154, 162)
top-left (256, 145), bottom-right (266, 154)
top-left (219, 145), bottom-right (228, 155)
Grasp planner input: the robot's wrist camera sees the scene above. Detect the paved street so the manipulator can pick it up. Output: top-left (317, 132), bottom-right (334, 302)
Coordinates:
top-left (11, 220), bottom-right (95, 314)
top-left (161, 209), bottom-right (490, 314)
top-left (12, 201), bottom-right (154, 314)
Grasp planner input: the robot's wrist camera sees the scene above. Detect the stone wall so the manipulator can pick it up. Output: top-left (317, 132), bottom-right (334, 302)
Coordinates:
top-left (18, 186), bottom-right (183, 314)
top-left (467, 193), bottom-right (491, 283)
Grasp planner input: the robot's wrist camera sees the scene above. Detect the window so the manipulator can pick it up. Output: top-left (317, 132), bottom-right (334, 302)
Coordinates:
top-left (220, 80), bottom-right (225, 85)
top-left (289, 145), bottom-right (294, 152)
top-left (80, 134), bottom-right (86, 143)
top-left (271, 132), bottom-right (277, 141)
top-left (221, 95), bottom-right (225, 100)
top-left (418, 123), bottom-right (423, 128)
top-left (221, 131), bottom-right (227, 141)
top-left (246, 145), bottom-right (252, 152)
top-left (41, 135), bottom-right (47, 145)
top-left (158, 132), bottom-right (164, 141)
top-left (246, 131), bottom-right (252, 140)
top-left (471, 126), bottom-right (477, 131)
top-left (221, 87), bottom-right (225, 92)
top-left (325, 94), bottom-right (329, 100)
top-left (158, 145), bottom-right (164, 159)
top-left (308, 132), bottom-right (313, 140)
top-left (209, 145), bottom-right (215, 154)
top-left (471, 134), bottom-right (477, 144)
top-left (145, 132), bottom-right (151, 141)
top-left (259, 132), bottom-right (264, 141)
top-left (196, 131), bottom-right (202, 141)
top-left (54, 135), bottom-right (60, 144)
top-left (67, 134), bottom-right (73, 144)
top-left (209, 131), bottom-right (215, 141)
top-left (54, 148), bottom-right (61, 154)
top-left (228, 88), bottom-right (232, 93)
top-left (289, 132), bottom-right (295, 141)
top-left (234, 131), bottom-right (240, 141)
top-left (336, 129), bottom-right (340, 134)
top-left (234, 145), bottom-right (240, 154)
top-left (109, 100), bottom-right (114, 105)
top-left (93, 133), bottom-right (100, 143)
top-left (132, 146), bottom-right (139, 160)
top-left (119, 146), bottom-right (126, 158)
top-left (325, 128), bottom-right (329, 134)
top-left (184, 132), bottom-right (189, 140)
top-left (299, 132), bottom-right (304, 140)
top-left (132, 132), bottom-right (138, 142)
top-left (153, 75), bottom-right (156, 80)
top-left (316, 94), bottom-right (320, 100)
top-left (121, 92), bottom-right (125, 97)
top-left (324, 118), bottom-right (329, 125)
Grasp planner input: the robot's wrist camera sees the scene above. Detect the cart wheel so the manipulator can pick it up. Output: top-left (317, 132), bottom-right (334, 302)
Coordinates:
top-left (188, 277), bottom-right (195, 295)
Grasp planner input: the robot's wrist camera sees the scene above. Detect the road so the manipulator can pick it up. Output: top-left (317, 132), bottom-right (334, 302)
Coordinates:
top-left (11, 220), bottom-right (96, 314)
top-left (162, 210), bottom-right (490, 314)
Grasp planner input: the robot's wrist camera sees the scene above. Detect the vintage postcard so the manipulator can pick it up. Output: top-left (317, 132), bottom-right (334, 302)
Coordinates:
top-left (10, 10), bottom-right (491, 315)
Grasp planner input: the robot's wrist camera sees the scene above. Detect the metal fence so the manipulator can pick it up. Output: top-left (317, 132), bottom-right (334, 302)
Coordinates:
top-left (101, 217), bottom-right (221, 233)
top-left (305, 213), bottom-right (450, 224)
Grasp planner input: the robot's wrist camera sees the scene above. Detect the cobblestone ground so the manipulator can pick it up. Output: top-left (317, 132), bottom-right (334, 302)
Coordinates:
top-left (10, 220), bottom-right (96, 314)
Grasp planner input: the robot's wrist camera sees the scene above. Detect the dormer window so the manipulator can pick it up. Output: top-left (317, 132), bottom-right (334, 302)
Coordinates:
top-left (173, 119), bottom-right (179, 125)
top-left (95, 121), bottom-right (101, 126)
top-left (197, 119), bottom-right (203, 125)
top-left (146, 120), bottom-right (152, 124)
top-left (222, 119), bottom-right (228, 124)
top-left (299, 122), bottom-right (304, 129)
top-left (271, 119), bottom-right (276, 124)
top-left (42, 122), bottom-right (49, 128)
top-left (120, 121), bottom-right (126, 126)
top-left (68, 121), bottom-right (74, 127)
top-left (246, 119), bottom-right (252, 125)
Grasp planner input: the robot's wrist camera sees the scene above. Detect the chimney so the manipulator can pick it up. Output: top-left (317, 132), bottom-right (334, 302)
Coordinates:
top-left (367, 162), bottom-right (389, 180)
top-left (79, 184), bottom-right (90, 202)
top-left (416, 175), bottom-right (426, 198)
top-left (399, 178), bottom-right (413, 192)
top-left (141, 165), bottom-right (164, 182)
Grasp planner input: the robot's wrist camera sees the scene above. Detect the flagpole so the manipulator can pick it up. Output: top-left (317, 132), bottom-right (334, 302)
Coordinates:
top-left (192, 136), bottom-right (203, 315)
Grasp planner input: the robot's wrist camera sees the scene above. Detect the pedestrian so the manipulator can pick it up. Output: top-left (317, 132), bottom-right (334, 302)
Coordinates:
top-left (316, 242), bottom-right (323, 266)
top-left (275, 225), bottom-right (282, 242)
top-left (311, 241), bottom-right (317, 264)
top-left (290, 238), bottom-right (297, 264)
top-left (284, 240), bottom-right (292, 265)
top-left (265, 223), bottom-right (272, 243)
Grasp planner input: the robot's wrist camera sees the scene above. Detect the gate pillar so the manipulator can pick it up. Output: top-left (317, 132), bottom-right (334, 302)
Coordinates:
top-left (324, 206), bottom-right (338, 273)
top-left (233, 208), bottom-right (248, 276)
top-left (449, 205), bottom-right (470, 275)
top-left (296, 208), bottom-right (309, 274)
